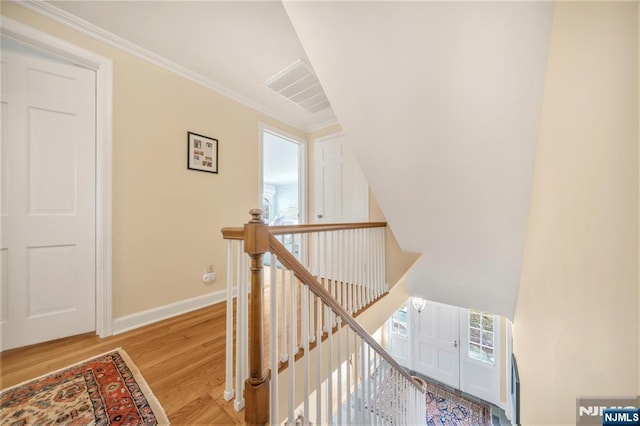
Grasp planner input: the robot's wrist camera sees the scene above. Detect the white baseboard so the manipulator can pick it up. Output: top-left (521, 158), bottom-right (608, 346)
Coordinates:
top-left (112, 289), bottom-right (235, 335)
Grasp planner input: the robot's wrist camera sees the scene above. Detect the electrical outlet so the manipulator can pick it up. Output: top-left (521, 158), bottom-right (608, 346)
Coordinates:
top-left (202, 271), bottom-right (216, 283)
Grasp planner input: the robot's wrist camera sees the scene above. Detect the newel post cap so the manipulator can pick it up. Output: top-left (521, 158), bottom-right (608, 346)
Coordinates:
top-left (249, 209), bottom-right (264, 224)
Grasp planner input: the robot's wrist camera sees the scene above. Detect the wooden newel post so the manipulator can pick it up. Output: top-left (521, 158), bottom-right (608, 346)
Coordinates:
top-left (243, 209), bottom-right (270, 425)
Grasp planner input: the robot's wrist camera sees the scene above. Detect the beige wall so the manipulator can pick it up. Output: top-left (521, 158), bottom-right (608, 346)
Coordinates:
top-left (1, 3), bottom-right (306, 318)
top-left (514, 2), bottom-right (639, 424)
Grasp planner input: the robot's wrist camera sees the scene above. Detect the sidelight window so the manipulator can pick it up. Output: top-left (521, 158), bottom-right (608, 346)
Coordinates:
top-left (390, 304), bottom-right (408, 337)
top-left (468, 310), bottom-right (495, 364)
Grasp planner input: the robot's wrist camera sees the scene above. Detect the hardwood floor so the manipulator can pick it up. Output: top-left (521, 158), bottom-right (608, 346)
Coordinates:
top-left (0, 303), bottom-right (245, 425)
top-left (1, 270), bottom-right (385, 425)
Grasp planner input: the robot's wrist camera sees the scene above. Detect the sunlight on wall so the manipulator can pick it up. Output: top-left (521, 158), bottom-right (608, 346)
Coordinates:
top-left (514, 3), bottom-right (639, 424)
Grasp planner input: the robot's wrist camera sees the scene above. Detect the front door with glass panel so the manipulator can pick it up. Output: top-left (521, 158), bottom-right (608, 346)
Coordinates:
top-left (388, 300), bottom-right (502, 407)
top-left (460, 309), bottom-right (501, 405)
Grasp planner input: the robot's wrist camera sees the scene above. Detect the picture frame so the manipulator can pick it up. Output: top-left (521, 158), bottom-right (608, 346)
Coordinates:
top-left (187, 131), bottom-right (218, 173)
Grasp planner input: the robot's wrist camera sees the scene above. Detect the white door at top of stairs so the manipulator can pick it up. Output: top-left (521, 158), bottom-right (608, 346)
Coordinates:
top-left (1, 49), bottom-right (97, 350)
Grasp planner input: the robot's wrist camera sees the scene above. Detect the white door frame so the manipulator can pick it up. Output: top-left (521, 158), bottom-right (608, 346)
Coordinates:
top-left (1, 17), bottom-right (114, 337)
top-left (258, 122), bottom-right (307, 225)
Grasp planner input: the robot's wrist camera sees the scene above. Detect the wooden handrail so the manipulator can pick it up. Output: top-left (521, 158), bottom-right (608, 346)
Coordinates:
top-left (268, 233), bottom-right (425, 393)
top-left (221, 221), bottom-right (387, 240)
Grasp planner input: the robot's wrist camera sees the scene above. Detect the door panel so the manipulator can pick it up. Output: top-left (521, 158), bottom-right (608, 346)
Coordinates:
top-left (414, 300), bottom-right (460, 388)
top-left (1, 50), bottom-right (96, 350)
top-left (27, 245), bottom-right (77, 317)
top-left (460, 309), bottom-right (501, 406)
top-left (29, 109), bottom-right (77, 214)
top-left (1, 102), bottom-right (8, 216)
top-left (314, 134), bottom-right (368, 223)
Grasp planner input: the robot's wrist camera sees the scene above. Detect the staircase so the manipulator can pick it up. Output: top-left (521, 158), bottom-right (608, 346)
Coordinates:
top-left (221, 210), bottom-right (426, 425)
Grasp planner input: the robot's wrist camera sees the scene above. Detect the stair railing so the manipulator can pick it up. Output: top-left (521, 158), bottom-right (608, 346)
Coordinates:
top-left (221, 210), bottom-right (425, 425)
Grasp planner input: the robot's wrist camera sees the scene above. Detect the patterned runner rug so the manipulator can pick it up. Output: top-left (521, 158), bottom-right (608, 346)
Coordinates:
top-left (425, 380), bottom-right (492, 426)
top-left (0, 348), bottom-right (168, 425)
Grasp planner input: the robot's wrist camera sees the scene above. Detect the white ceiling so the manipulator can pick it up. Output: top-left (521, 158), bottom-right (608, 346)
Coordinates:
top-left (36, 1), bottom-right (556, 318)
top-left (284, 1), bottom-right (554, 318)
top-left (47, 0), bottom-right (336, 132)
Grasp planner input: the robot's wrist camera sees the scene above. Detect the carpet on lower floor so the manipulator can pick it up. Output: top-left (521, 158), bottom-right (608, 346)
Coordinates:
top-left (0, 348), bottom-right (169, 425)
top-left (425, 379), bottom-right (492, 426)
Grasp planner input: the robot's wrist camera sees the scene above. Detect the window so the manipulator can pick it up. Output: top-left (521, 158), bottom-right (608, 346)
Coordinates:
top-left (390, 304), bottom-right (408, 337)
top-left (468, 310), bottom-right (494, 365)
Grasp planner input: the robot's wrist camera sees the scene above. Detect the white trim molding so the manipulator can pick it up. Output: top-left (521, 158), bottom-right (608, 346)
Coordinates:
top-left (258, 122), bottom-right (308, 224)
top-left (1, 16), bottom-right (115, 337)
top-left (9, 0), bottom-right (328, 133)
top-left (112, 290), bottom-right (236, 335)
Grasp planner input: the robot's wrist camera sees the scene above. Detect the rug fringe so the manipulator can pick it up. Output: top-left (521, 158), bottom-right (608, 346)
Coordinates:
top-left (115, 349), bottom-right (170, 424)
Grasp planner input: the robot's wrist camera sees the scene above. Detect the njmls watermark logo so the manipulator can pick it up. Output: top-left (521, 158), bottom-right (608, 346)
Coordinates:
top-left (577, 397), bottom-right (640, 425)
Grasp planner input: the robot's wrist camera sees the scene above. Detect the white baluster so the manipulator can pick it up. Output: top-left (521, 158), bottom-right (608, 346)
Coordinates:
top-left (302, 285), bottom-right (310, 426)
top-left (354, 333), bottom-right (360, 424)
top-left (288, 274), bottom-right (297, 426)
top-left (348, 230), bottom-right (355, 314)
top-left (224, 240), bottom-right (234, 401)
top-left (316, 284), bottom-right (323, 426)
top-left (280, 236), bottom-right (288, 362)
top-left (365, 229), bottom-right (371, 307)
top-left (357, 228), bottom-right (363, 311)
top-left (327, 307), bottom-right (333, 424)
top-left (322, 233), bottom-right (330, 333)
top-left (359, 228), bottom-right (365, 311)
top-left (234, 242), bottom-right (245, 411)
top-left (332, 232), bottom-right (338, 328)
top-left (242, 246), bottom-right (249, 398)
top-left (309, 233), bottom-right (317, 344)
top-left (362, 342), bottom-right (371, 424)
top-left (270, 254), bottom-right (278, 425)
top-left (337, 318), bottom-right (342, 425)
top-left (346, 327), bottom-right (352, 424)
top-left (381, 227), bottom-right (385, 298)
top-left (376, 227), bottom-right (383, 300)
top-left (373, 351), bottom-right (378, 426)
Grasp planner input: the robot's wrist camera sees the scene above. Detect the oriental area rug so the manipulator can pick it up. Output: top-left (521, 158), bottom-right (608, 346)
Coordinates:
top-left (425, 380), bottom-right (492, 426)
top-left (0, 348), bottom-right (169, 425)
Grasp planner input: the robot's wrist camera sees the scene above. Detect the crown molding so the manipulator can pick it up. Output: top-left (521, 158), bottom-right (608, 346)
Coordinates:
top-left (10, 0), bottom-right (324, 133)
top-left (306, 117), bottom-right (340, 134)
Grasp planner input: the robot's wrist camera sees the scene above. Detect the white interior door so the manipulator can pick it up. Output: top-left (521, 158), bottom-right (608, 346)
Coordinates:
top-left (1, 50), bottom-right (97, 350)
top-left (314, 134), bottom-right (368, 223)
top-left (414, 300), bottom-right (460, 388)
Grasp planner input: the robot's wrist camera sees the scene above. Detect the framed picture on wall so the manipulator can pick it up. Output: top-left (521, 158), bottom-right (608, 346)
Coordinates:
top-left (187, 131), bottom-right (218, 173)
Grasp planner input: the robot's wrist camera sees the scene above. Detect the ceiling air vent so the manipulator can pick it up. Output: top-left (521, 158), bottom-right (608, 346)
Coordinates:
top-left (264, 59), bottom-right (331, 114)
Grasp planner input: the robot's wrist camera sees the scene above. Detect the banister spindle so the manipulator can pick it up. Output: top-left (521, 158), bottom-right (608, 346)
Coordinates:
top-left (243, 209), bottom-right (269, 425)
top-left (224, 240), bottom-right (234, 401)
top-left (269, 253), bottom-right (278, 426)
